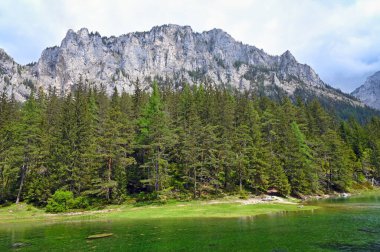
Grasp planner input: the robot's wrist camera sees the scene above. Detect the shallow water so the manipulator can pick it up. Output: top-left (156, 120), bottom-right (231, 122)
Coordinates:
top-left (1, 194), bottom-right (380, 251)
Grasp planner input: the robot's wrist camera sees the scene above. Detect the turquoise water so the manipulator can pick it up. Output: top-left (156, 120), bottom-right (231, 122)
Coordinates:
top-left (1, 194), bottom-right (380, 251)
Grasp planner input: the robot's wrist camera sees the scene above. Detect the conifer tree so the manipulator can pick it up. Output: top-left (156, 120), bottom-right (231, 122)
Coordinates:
top-left (176, 84), bottom-right (202, 197)
top-left (0, 92), bottom-right (20, 202)
top-left (11, 92), bottom-right (44, 203)
top-left (138, 82), bottom-right (175, 191)
top-left (0, 81), bottom-right (378, 205)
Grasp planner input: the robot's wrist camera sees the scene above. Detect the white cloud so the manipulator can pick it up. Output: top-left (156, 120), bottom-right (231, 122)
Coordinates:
top-left (0, 0), bottom-right (379, 92)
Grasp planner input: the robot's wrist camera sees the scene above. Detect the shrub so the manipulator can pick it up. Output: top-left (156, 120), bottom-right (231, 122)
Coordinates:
top-left (136, 192), bottom-right (159, 202)
top-left (134, 192), bottom-right (165, 206)
top-left (72, 196), bottom-right (89, 209)
top-left (46, 190), bottom-right (74, 213)
top-left (1, 201), bottom-right (12, 207)
top-left (238, 190), bottom-right (249, 199)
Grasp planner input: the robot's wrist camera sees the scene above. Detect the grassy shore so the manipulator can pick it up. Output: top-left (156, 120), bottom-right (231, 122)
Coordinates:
top-left (0, 196), bottom-right (318, 224)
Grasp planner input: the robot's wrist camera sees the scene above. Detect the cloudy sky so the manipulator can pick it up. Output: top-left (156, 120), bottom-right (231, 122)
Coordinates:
top-left (0, 0), bottom-right (379, 92)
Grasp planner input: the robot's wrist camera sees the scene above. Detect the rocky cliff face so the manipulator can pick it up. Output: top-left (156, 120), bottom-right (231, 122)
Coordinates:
top-left (0, 24), bottom-right (361, 106)
top-left (352, 71), bottom-right (380, 110)
top-left (0, 49), bottom-right (35, 100)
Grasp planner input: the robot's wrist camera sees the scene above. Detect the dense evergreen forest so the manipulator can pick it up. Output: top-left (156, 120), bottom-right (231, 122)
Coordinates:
top-left (1, 81), bottom-right (380, 208)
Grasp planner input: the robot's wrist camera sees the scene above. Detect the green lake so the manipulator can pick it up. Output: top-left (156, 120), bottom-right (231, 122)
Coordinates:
top-left (1, 193), bottom-right (380, 251)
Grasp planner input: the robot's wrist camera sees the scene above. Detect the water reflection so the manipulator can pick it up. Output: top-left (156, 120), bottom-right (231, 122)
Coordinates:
top-left (1, 193), bottom-right (380, 251)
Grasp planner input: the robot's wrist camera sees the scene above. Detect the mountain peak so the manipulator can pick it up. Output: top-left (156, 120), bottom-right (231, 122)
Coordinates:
top-left (150, 24), bottom-right (193, 33)
top-left (77, 27), bottom-right (90, 37)
top-left (204, 27), bottom-right (233, 40)
top-left (0, 48), bottom-right (14, 62)
top-left (0, 24), bottom-right (361, 108)
top-left (352, 71), bottom-right (380, 109)
top-left (369, 71), bottom-right (380, 80)
top-left (207, 27), bottom-right (227, 34)
top-left (281, 50), bottom-right (296, 62)
top-left (65, 29), bottom-right (75, 37)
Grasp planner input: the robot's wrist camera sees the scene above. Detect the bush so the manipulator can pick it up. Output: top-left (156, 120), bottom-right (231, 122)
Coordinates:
top-left (136, 192), bottom-right (159, 202)
top-left (238, 190), bottom-right (249, 199)
top-left (46, 190), bottom-right (74, 213)
top-left (46, 190), bottom-right (92, 213)
top-left (1, 201), bottom-right (12, 208)
top-left (72, 196), bottom-right (89, 209)
top-left (134, 192), bottom-right (167, 206)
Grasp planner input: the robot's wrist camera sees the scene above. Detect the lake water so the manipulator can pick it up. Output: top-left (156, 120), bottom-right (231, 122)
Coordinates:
top-left (1, 193), bottom-right (380, 251)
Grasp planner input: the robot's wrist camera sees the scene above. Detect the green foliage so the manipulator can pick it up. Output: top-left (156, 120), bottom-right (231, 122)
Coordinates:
top-left (187, 69), bottom-right (206, 81)
top-left (0, 81), bottom-right (379, 207)
top-left (71, 196), bottom-right (89, 209)
top-left (22, 79), bottom-right (34, 90)
top-left (45, 190), bottom-right (89, 212)
top-left (233, 61), bottom-right (244, 70)
top-left (134, 191), bottom-right (168, 205)
top-left (137, 82), bottom-right (175, 192)
top-left (45, 190), bottom-right (74, 213)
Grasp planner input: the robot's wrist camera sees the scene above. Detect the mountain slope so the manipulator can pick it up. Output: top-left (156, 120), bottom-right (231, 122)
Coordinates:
top-left (0, 24), bottom-right (362, 107)
top-left (0, 49), bottom-right (34, 100)
top-left (352, 71), bottom-right (380, 110)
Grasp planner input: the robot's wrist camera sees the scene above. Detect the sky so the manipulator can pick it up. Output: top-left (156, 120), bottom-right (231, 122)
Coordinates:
top-left (0, 0), bottom-right (379, 93)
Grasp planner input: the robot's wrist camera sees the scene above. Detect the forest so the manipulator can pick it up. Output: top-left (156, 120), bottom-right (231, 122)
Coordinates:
top-left (0, 81), bottom-right (379, 209)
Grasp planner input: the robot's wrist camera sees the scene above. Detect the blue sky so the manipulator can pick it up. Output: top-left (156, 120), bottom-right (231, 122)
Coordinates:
top-left (1, 0), bottom-right (379, 92)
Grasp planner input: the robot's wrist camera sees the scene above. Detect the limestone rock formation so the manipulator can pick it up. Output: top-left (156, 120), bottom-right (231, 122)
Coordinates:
top-left (0, 24), bottom-right (362, 107)
top-left (352, 71), bottom-right (380, 110)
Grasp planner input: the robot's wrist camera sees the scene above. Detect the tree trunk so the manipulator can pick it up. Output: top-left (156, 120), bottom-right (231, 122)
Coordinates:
top-left (194, 167), bottom-right (197, 198)
top-left (329, 166), bottom-right (333, 192)
top-left (238, 154), bottom-right (242, 192)
top-left (199, 150), bottom-right (204, 197)
top-left (155, 150), bottom-right (160, 191)
top-left (224, 165), bottom-right (228, 190)
top-left (16, 165), bottom-right (26, 204)
top-left (239, 172), bottom-right (243, 192)
top-left (106, 157), bottom-right (112, 201)
top-left (324, 153), bottom-right (331, 192)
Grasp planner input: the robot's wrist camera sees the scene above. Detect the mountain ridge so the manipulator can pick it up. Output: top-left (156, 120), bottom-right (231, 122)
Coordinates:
top-left (352, 71), bottom-right (380, 110)
top-left (0, 24), bottom-right (362, 107)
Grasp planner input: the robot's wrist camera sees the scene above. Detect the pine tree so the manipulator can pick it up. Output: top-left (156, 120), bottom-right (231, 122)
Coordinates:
top-left (176, 84), bottom-right (203, 197)
top-left (94, 88), bottom-right (136, 201)
top-left (197, 124), bottom-right (220, 196)
top-left (137, 82), bottom-right (175, 191)
top-left (216, 89), bottom-right (236, 191)
top-left (322, 129), bottom-right (354, 191)
top-left (53, 82), bottom-right (97, 195)
top-left (10, 92), bottom-right (45, 204)
top-left (0, 92), bottom-right (20, 202)
top-left (259, 105), bottom-right (290, 195)
top-left (0, 82), bottom-right (377, 205)
top-left (23, 89), bottom-right (52, 205)
top-left (232, 124), bottom-right (251, 192)
top-left (287, 121), bottom-right (318, 194)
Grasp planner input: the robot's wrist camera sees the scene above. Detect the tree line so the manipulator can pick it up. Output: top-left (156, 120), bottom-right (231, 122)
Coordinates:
top-left (0, 81), bottom-right (379, 207)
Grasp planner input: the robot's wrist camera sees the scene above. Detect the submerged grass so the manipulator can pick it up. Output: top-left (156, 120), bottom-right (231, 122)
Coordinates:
top-left (0, 198), bottom-right (317, 224)
top-left (105, 202), bottom-right (317, 219)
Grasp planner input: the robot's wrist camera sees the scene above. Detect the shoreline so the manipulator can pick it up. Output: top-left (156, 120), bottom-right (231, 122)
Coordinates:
top-left (2, 188), bottom-right (378, 225)
top-left (0, 195), bottom-right (315, 224)
top-left (302, 187), bottom-right (380, 202)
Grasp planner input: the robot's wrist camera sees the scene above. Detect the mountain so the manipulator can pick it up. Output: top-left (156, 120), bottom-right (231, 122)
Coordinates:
top-left (352, 71), bottom-right (380, 110)
top-left (0, 49), bottom-right (35, 100)
top-left (0, 24), bottom-right (362, 107)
